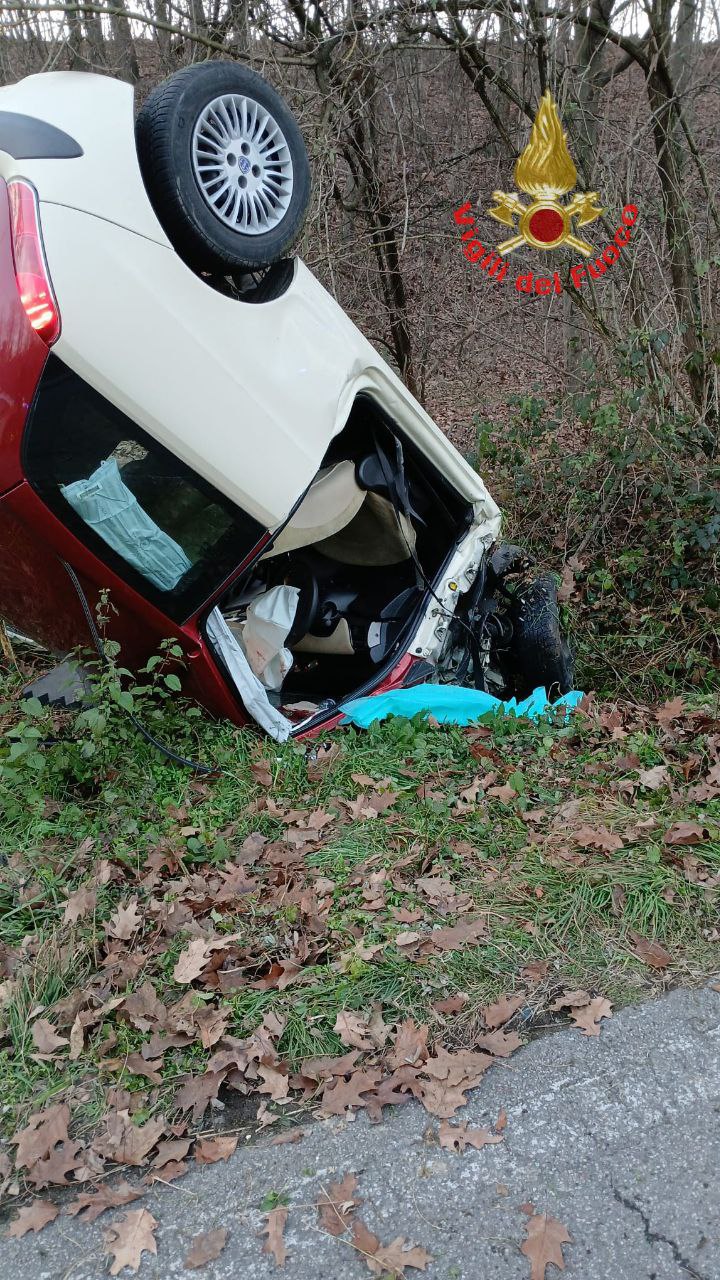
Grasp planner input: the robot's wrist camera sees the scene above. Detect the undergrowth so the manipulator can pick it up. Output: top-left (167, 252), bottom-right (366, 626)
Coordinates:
top-left (473, 335), bottom-right (719, 699)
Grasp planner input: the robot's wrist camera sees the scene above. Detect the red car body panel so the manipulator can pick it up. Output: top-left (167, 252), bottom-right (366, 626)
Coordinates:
top-left (0, 178), bottom-right (49, 495)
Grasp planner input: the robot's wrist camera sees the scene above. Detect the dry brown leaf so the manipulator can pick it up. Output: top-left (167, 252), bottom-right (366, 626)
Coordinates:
top-left (319, 1068), bottom-right (384, 1116)
top-left (262, 1206), bottom-right (288, 1267)
top-left (573, 825), bottom-right (624, 853)
top-left (103, 1209), bottom-right (158, 1275)
top-left (317, 1172), bottom-right (361, 1236)
top-left (12, 1103), bottom-right (71, 1171)
top-left (65, 1181), bottom-right (143, 1223)
top-left (63, 884), bottom-right (97, 925)
top-left (173, 939), bottom-right (213, 985)
top-left (431, 994), bottom-right (469, 1015)
top-left (438, 1120), bottom-right (503, 1153)
top-left (148, 1160), bottom-right (188, 1184)
top-left (268, 1129), bottom-right (306, 1147)
top-left (334, 1009), bottom-right (388, 1052)
top-left (152, 1138), bottom-right (192, 1168)
top-left (107, 898), bottom-right (142, 941)
top-left (521, 1212), bottom-right (572, 1280)
top-left (31, 1018), bottom-right (69, 1056)
top-left (476, 1029), bottom-right (522, 1057)
top-left (664, 821), bottom-right (707, 846)
top-left (628, 932), bottom-right (672, 970)
top-left (351, 1220), bottom-right (432, 1276)
top-left (521, 960), bottom-right (550, 983)
top-left (5, 1199), bottom-right (59, 1237)
top-left (637, 765), bottom-right (669, 790)
top-left (656, 696), bottom-right (685, 729)
top-left (92, 1111), bottom-right (165, 1166)
top-left (428, 919), bottom-right (489, 952)
top-left (174, 1070), bottom-right (225, 1120)
top-left (482, 992), bottom-right (525, 1030)
top-left (194, 1135), bottom-right (239, 1164)
top-left (388, 1019), bottom-right (428, 1069)
top-left (184, 1227), bottom-right (229, 1269)
top-left (487, 783), bottom-right (518, 803)
top-left (549, 989), bottom-right (591, 1012)
top-left (569, 997), bottom-right (613, 1036)
top-left (192, 1005), bottom-right (230, 1049)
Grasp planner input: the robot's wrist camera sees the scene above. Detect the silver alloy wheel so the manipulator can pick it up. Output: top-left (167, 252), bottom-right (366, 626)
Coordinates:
top-left (191, 93), bottom-right (294, 235)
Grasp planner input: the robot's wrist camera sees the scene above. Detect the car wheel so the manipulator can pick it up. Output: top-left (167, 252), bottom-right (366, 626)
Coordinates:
top-left (509, 573), bottom-right (574, 700)
top-left (136, 61), bottom-right (311, 273)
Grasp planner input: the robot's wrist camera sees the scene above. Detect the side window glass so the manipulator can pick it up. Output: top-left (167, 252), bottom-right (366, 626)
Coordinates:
top-left (24, 357), bottom-right (264, 619)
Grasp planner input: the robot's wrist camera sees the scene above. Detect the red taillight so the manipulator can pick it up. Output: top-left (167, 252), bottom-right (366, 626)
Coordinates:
top-left (8, 179), bottom-right (60, 346)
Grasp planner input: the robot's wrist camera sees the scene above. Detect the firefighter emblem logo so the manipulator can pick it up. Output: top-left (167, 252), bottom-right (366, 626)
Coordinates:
top-left (487, 92), bottom-right (603, 257)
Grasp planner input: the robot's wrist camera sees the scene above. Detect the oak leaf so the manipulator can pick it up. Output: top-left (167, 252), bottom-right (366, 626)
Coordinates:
top-left (431, 994), bottom-right (468, 1015)
top-left (5, 1199), bottom-right (59, 1237)
top-left (351, 1220), bottom-right (432, 1276)
top-left (63, 885), bottom-right (97, 925)
top-left (317, 1172), bottom-right (361, 1235)
top-left (152, 1138), bottom-right (192, 1168)
top-left (573, 825), bottom-right (623, 853)
top-left (65, 1181), bottom-right (143, 1223)
top-left (428, 919), bottom-right (488, 952)
top-left (12, 1103), bottom-right (71, 1171)
top-left (628, 932), bottom-right (672, 970)
top-left (438, 1120), bottom-right (503, 1153)
top-left (319, 1068), bottom-right (384, 1116)
top-left (656, 696), bottom-right (685, 729)
top-left (476, 1029), bottom-right (522, 1058)
top-left (103, 1209), bottom-right (158, 1275)
top-left (520, 1212), bottom-right (571, 1280)
top-left (173, 939), bottom-right (213, 985)
top-left (92, 1110), bottom-right (165, 1165)
top-left (107, 898), bottom-right (142, 941)
top-left (482, 992), bottom-right (525, 1030)
top-left (334, 1010), bottom-right (387, 1052)
top-left (261, 1206), bottom-right (288, 1267)
top-left (185, 1227), bottom-right (229, 1269)
top-left (637, 765), bottom-right (669, 790)
top-left (194, 1134), bottom-right (238, 1164)
top-left (549, 990), bottom-right (591, 1012)
top-left (388, 1019), bottom-right (428, 1069)
top-left (664, 821), bottom-right (707, 846)
top-left (31, 1018), bottom-right (69, 1056)
top-left (569, 997), bottom-right (613, 1036)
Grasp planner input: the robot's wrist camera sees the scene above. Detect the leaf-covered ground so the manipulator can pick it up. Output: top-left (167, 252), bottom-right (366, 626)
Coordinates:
top-left (0, 667), bottom-right (718, 1263)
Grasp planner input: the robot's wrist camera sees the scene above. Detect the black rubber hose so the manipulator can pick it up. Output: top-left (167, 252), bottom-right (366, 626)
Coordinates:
top-left (60, 558), bottom-right (216, 775)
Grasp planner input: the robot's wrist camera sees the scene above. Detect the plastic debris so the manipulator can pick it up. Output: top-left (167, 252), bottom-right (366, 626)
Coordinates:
top-left (340, 683), bottom-right (583, 728)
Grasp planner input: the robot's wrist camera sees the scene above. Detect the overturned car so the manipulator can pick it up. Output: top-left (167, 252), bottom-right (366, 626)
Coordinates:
top-left (0, 63), bottom-right (572, 740)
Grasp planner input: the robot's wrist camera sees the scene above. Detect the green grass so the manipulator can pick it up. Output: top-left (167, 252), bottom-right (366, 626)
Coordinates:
top-left (0, 647), bottom-right (718, 1153)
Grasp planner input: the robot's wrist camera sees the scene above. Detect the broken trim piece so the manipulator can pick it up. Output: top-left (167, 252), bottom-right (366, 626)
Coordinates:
top-left (206, 607), bottom-right (292, 741)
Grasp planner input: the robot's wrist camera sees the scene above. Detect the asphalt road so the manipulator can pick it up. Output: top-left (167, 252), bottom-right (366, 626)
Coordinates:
top-left (3, 984), bottom-right (719, 1280)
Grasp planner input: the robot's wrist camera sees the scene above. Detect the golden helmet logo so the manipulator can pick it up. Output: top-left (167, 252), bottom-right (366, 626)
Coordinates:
top-left (487, 91), bottom-right (604, 256)
top-left (452, 90), bottom-right (639, 294)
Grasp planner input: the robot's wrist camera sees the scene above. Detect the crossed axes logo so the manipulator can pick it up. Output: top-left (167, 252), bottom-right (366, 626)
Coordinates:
top-left (487, 91), bottom-right (604, 256)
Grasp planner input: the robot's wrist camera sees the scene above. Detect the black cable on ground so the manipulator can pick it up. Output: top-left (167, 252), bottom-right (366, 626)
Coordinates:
top-left (60, 558), bottom-right (216, 775)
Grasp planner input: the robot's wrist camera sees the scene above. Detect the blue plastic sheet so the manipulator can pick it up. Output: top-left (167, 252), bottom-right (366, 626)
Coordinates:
top-left (62, 458), bottom-right (192, 592)
top-left (340, 683), bottom-right (584, 728)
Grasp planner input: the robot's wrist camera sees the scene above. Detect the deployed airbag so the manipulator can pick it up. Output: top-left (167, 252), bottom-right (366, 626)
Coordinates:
top-left (61, 458), bottom-right (191, 591)
top-left (241, 584), bottom-right (300, 691)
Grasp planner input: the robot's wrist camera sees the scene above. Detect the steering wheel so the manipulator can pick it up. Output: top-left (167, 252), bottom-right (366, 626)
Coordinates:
top-left (282, 559), bottom-right (320, 647)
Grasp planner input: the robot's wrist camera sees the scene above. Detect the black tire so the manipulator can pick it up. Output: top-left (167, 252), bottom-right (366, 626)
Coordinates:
top-left (509, 573), bottom-right (574, 700)
top-left (136, 62), bottom-right (311, 273)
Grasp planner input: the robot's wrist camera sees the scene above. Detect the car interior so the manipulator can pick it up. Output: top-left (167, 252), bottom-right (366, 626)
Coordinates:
top-left (210, 395), bottom-right (474, 718)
